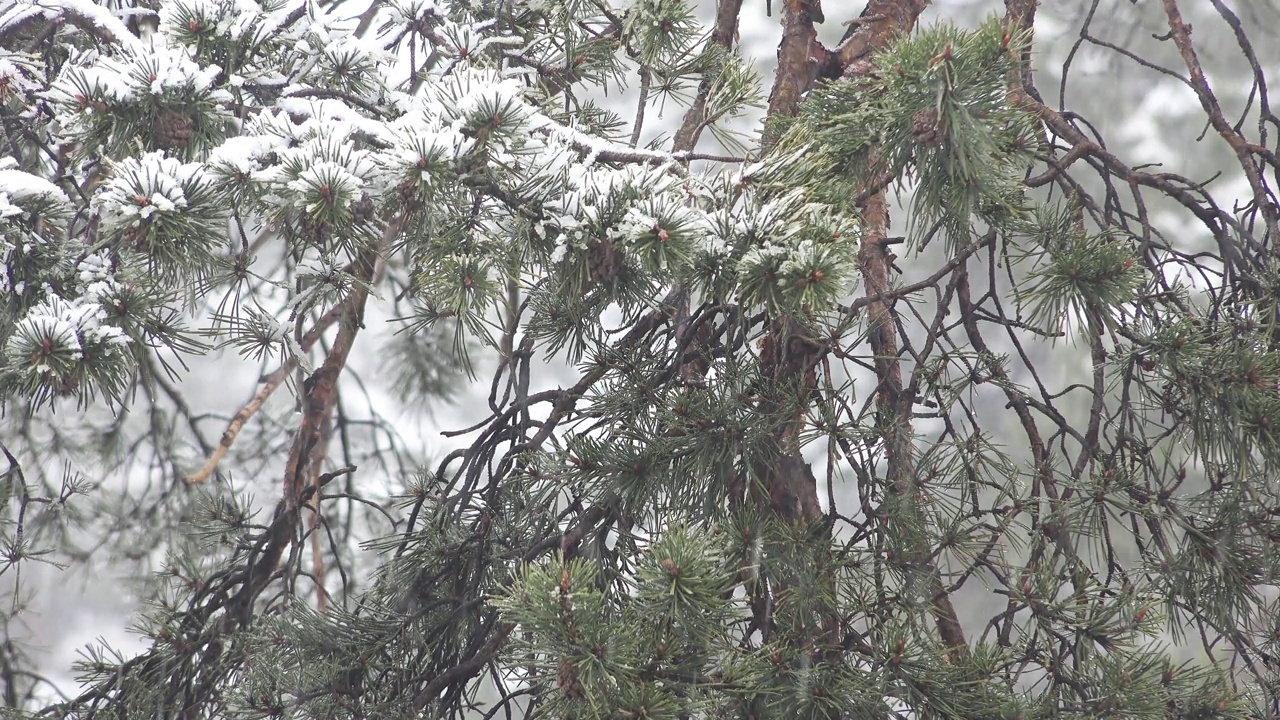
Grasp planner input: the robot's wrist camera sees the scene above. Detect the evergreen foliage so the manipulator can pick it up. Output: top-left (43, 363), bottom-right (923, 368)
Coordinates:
top-left (1, 0), bottom-right (1279, 718)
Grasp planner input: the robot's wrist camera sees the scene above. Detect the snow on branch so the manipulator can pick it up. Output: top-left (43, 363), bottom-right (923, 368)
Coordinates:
top-left (31, 0), bottom-right (141, 50)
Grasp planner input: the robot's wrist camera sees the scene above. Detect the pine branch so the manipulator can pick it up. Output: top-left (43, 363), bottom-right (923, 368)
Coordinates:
top-left (671, 0), bottom-right (745, 153)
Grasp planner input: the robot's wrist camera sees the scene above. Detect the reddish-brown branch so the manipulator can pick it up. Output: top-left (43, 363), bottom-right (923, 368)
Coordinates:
top-left (284, 247), bottom-right (377, 511)
top-left (1007, 87), bottom-right (1262, 283)
top-left (1160, 0), bottom-right (1279, 258)
top-left (758, 0), bottom-right (842, 520)
top-left (833, 1), bottom-right (931, 75)
top-left (766, 0), bottom-right (827, 126)
top-left (306, 398), bottom-right (337, 613)
top-left (1003, 0), bottom-right (1037, 92)
top-left (185, 298), bottom-right (352, 485)
top-left (672, 0), bottom-right (744, 153)
top-left (670, 0), bottom-right (745, 385)
top-left (1003, 0), bottom-right (1036, 30)
top-left (758, 0), bottom-right (961, 665)
top-left (859, 190), bottom-right (970, 661)
top-left (838, 0), bottom-right (974, 661)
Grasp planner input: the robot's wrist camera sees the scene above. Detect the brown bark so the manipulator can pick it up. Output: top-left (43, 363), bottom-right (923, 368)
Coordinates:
top-left (757, 0), bottom-right (956, 666)
top-left (1003, 0), bottom-right (1037, 90)
top-left (672, 0), bottom-right (745, 386)
top-left (762, 0), bottom-right (975, 660)
top-left (185, 298), bottom-right (352, 485)
top-left (766, 0), bottom-right (828, 123)
top-left (1159, 0), bottom-right (1279, 265)
top-left (283, 246), bottom-right (378, 511)
top-left (754, 0), bottom-right (838, 664)
top-left (832, 0), bottom-right (931, 74)
top-left (672, 0), bottom-right (745, 153)
top-left (833, 0), bottom-right (974, 662)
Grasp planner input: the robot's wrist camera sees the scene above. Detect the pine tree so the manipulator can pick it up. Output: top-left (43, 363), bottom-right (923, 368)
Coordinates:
top-left (2, 0), bottom-right (1279, 718)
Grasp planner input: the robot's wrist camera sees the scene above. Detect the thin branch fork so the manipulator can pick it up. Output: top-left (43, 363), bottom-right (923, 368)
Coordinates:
top-left (184, 298), bottom-right (350, 485)
top-left (1160, 0), bottom-right (1279, 244)
top-left (283, 242), bottom-right (380, 510)
top-left (672, 0), bottom-right (745, 153)
top-left (186, 216), bottom-right (405, 486)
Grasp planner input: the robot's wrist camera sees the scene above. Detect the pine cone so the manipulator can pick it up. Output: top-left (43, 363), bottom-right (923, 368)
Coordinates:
top-left (298, 213), bottom-right (330, 246)
top-left (910, 107), bottom-right (942, 147)
top-left (555, 657), bottom-right (583, 700)
top-left (154, 109), bottom-right (196, 150)
top-left (352, 193), bottom-right (376, 223)
top-left (54, 371), bottom-right (79, 397)
top-left (587, 238), bottom-right (623, 285)
top-left (125, 222), bottom-right (151, 252)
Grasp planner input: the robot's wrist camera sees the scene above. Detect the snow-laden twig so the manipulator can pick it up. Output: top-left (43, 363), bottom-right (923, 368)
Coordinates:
top-left (33, 0), bottom-right (141, 50)
top-left (529, 115), bottom-right (744, 166)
